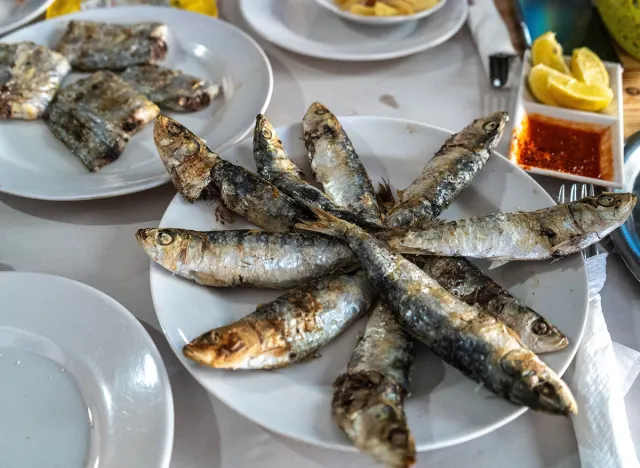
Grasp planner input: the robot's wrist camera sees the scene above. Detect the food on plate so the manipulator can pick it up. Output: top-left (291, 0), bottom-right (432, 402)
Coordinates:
top-left (183, 270), bottom-right (376, 369)
top-left (332, 302), bottom-right (415, 468)
top-left (0, 42), bottom-right (70, 120)
top-left (303, 102), bottom-right (383, 227)
top-left (413, 256), bottom-right (568, 353)
top-left (384, 193), bottom-right (636, 266)
top-left (254, 114), bottom-right (384, 230)
top-left (571, 47), bottom-right (610, 87)
top-left (296, 207), bottom-right (577, 416)
top-left (136, 228), bottom-right (357, 289)
top-left (384, 111), bottom-right (508, 228)
top-left (512, 113), bottom-right (614, 181)
top-left (530, 31), bottom-right (571, 74)
top-left (45, 71), bottom-right (159, 172)
top-left (56, 21), bottom-right (168, 71)
top-left (120, 64), bottom-right (220, 112)
top-left (154, 115), bottom-right (311, 232)
top-left (336, 0), bottom-right (440, 17)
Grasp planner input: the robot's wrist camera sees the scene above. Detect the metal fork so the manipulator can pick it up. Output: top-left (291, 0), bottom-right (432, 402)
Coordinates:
top-left (558, 183), bottom-right (600, 258)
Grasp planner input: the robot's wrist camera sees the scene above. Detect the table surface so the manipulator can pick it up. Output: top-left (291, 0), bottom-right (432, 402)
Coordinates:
top-left (2, 1), bottom-right (640, 467)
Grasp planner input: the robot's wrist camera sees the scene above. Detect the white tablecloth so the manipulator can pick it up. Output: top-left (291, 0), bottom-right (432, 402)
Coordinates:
top-left (2, 1), bottom-right (640, 466)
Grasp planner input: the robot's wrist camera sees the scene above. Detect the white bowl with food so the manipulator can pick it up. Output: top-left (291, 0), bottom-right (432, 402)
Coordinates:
top-left (313, 0), bottom-right (447, 25)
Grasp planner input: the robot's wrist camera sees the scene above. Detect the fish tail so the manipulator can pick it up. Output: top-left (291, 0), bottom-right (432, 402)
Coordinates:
top-left (294, 199), bottom-right (355, 239)
top-left (376, 227), bottom-right (409, 242)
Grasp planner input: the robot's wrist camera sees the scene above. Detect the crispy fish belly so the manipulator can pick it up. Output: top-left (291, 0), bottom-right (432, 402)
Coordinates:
top-left (0, 42), bottom-right (70, 120)
top-left (333, 302), bottom-right (415, 468)
top-left (413, 256), bottom-right (568, 353)
top-left (297, 209), bottom-right (577, 416)
top-left (303, 102), bottom-right (383, 226)
top-left (183, 270), bottom-right (376, 369)
top-left (45, 71), bottom-right (159, 172)
top-left (385, 112), bottom-right (508, 228)
top-left (120, 64), bottom-right (220, 112)
top-left (254, 114), bottom-right (383, 231)
top-left (136, 228), bottom-right (357, 288)
top-left (154, 115), bottom-right (310, 231)
top-left (385, 193), bottom-right (637, 264)
top-left (57, 21), bottom-right (168, 71)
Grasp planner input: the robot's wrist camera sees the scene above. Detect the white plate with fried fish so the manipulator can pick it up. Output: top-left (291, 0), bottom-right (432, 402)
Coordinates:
top-left (0, 272), bottom-right (174, 467)
top-left (0, 6), bottom-right (272, 200)
top-left (150, 117), bottom-right (589, 452)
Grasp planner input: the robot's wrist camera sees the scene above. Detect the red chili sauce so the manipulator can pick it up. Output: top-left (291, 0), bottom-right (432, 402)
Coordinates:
top-left (514, 113), bottom-right (613, 181)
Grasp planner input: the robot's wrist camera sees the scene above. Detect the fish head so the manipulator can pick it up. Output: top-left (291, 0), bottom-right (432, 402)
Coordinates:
top-left (302, 102), bottom-right (338, 138)
top-left (501, 349), bottom-right (577, 416)
top-left (570, 192), bottom-right (637, 233)
top-left (445, 111), bottom-right (508, 152)
top-left (135, 228), bottom-right (202, 271)
top-left (518, 315), bottom-right (569, 354)
top-left (253, 114), bottom-right (304, 180)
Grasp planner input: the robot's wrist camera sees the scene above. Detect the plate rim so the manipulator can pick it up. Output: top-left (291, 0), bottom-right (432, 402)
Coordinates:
top-left (0, 0), bottom-right (56, 36)
top-left (150, 115), bottom-right (589, 452)
top-left (0, 5), bottom-right (273, 201)
top-left (239, 0), bottom-right (468, 62)
top-left (0, 270), bottom-right (175, 467)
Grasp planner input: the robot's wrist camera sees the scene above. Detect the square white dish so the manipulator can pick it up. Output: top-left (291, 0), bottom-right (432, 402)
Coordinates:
top-left (509, 50), bottom-right (624, 189)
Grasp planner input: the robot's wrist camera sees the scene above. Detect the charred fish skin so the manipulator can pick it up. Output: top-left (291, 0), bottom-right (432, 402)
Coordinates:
top-left (120, 64), bottom-right (220, 112)
top-left (413, 256), bottom-right (568, 354)
top-left (297, 208), bottom-right (577, 416)
top-left (386, 193), bottom-right (637, 263)
top-left (57, 21), bottom-right (168, 71)
top-left (183, 270), bottom-right (376, 369)
top-left (333, 302), bottom-right (416, 468)
top-left (0, 42), bottom-right (71, 120)
top-left (254, 114), bottom-right (384, 231)
top-left (385, 112), bottom-right (508, 228)
top-left (303, 102), bottom-right (383, 226)
top-left (136, 228), bottom-right (357, 289)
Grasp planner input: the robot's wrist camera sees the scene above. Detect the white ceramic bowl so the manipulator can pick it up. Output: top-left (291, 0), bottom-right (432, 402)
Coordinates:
top-left (313, 0), bottom-right (447, 25)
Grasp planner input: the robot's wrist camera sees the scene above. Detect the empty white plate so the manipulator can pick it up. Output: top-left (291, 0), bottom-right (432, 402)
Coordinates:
top-left (150, 116), bottom-right (588, 452)
top-left (0, 272), bottom-right (174, 468)
top-left (239, 0), bottom-right (468, 61)
top-left (0, 0), bottom-right (54, 36)
top-left (0, 6), bottom-right (272, 200)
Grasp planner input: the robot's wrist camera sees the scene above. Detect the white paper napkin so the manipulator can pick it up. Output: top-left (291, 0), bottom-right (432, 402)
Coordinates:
top-left (570, 253), bottom-right (640, 468)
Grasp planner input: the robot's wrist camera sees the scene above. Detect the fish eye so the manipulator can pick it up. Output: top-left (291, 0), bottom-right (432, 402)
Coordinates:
top-left (167, 123), bottom-right (181, 136)
top-left (532, 319), bottom-right (550, 335)
top-left (387, 427), bottom-right (409, 446)
top-left (157, 230), bottom-right (174, 246)
top-left (262, 128), bottom-right (272, 139)
top-left (483, 121), bottom-right (499, 132)
top-left (597, 195), bottom-right (615, 207)
top-left (535, 382), bottom-right (556, 397)
top-left (315, 108), bottom-right (327, 116)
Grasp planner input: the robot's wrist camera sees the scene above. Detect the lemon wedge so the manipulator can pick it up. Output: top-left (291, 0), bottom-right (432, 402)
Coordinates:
top-left (531, 32), bottom-right (571, 74)
top-left (547, 75), bottom-right (613, 112)
top-left (528, 63), bottom-right (571, 106)
top-left (571, 47), bottom-right (610, 87)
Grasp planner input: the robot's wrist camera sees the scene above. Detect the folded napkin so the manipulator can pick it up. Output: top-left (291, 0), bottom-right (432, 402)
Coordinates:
top-left (467, 0), bottom-right (518, 88)
top-left (570, 253), bottom-right (640, 468)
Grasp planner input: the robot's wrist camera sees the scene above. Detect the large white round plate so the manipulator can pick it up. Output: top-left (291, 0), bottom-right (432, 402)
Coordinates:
top-left (0, 272), bottom-right (174, 467)
top-left (0, 0), bottom-right (54, 36)
top-left (239, 0), bottom-right (467, 61)
top-left (151, 117), bottom-right (589, 451)
top-left (0, 6), bottom-right (272, 201)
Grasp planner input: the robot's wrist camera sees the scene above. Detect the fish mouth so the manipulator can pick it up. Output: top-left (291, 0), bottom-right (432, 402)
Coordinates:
top-left (530, 334), bottom-right (570, 354)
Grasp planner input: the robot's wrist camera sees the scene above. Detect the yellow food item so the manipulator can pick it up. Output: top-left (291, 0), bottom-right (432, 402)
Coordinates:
top-left (385, 0), bottom-right (414, 14)
top-left (47, 0), bottom-right (218, 19)
top-left (339, 0), bottom-right (439, 16)
top-left (531, 32), bottom-right (571, 74)
top-left (374, 2), bottom-right (398, 15)
top-left (412, 0), bottom-right (440, 11)
top-left (350, 4), bottom-right (375, 15)
top-left (527, 63), bottom-right (570, 106)
top-left (571, 47), bottom-right (610, 87)
top-left (547, 75), bottom-right (614, 112)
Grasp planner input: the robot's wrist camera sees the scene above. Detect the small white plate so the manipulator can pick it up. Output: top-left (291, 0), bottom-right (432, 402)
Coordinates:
top-left (151, 117), bottom-right (588, 452)
top-left (0, 6), bottom-right (272, 201)
top-left (312, 0), bottom-right (447, 26)
top-left (509, 50), bottom-right (624, 188)
top-left (0, 272), bottom-right (174, 468)
top-left (239, 0), bottom-right (467, 61)
top-left (0, 0), bottom-right (54, 36)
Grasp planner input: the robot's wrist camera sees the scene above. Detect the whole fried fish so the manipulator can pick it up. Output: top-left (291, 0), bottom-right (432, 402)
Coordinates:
top-left (413, 256), bottom-right (568, 353)
top-left (121, 64), bottom-right (220, 112)
top-left (183, 270), bottom-right (375, 369)
top-left (385, 112), bottom-right (508, 228)
top-left (136, 228), bottom-right (356, 289)
top-left (57, 21), bottom-right (168, 71)
top-left (333, 302), bottom-right (415, 468)
top-left (154, 115), bottom-right (310, 232)
top-left (297, 207), bottom-right (577, 416)
top-left (0, 42), bottom-right (70, 120)
top-left (385, 193), bottom-right (637, 267)
top-left (303, 102), bottom-right (383, 226)
top-left (254, 114), bottom-right (383, 230)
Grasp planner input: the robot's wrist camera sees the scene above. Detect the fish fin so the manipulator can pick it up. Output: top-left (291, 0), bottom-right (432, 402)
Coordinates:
top-left (376, 178), bottom-right (395, 204)
top-left (396, 188), bottom-right (405, 199)
top-left (376, 226), bottom-right (409, 241)
top-left (293, 196), bottom-right (356, 239)
top-left (551, 234), bottom-right (600, 257)
top-left (488, 258), bottom-right (510, 269)
top-left (414, 217), bottom-right (446, 230)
